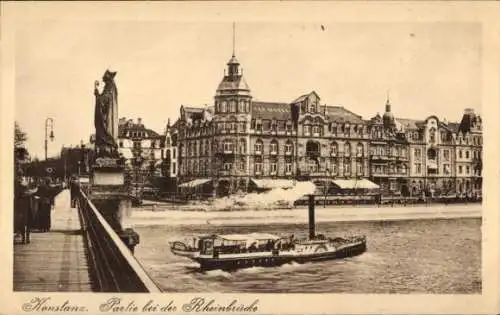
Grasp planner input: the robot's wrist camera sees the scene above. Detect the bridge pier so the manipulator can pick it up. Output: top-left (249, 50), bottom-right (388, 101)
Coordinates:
top-left (90, 157), bottom-right (140, 253)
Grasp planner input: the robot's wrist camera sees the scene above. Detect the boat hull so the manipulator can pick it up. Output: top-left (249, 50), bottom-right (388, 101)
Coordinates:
top-left (194, 241), bottom-right (366, 271)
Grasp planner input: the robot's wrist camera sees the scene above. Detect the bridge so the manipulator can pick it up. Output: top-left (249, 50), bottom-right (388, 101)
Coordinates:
top-left (13, 188), bottom-right (161, 293)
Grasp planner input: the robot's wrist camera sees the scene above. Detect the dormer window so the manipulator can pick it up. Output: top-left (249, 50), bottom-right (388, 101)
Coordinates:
top-left (304, 125), bottom-right (311, 136)
top-left (310, 102), bottom-right (317, 113)
top-left (256, 121), bottom-right (262, 132)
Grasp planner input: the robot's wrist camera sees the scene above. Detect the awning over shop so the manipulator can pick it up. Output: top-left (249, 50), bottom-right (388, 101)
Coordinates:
top-left (118, 148), bottom-right (133, 159)
top-left (332, 179), bottom-right (380, 190)
top-left (250, 179), bottom-right (295, 189)
top-left (178, 178), bottom-right (212, 188)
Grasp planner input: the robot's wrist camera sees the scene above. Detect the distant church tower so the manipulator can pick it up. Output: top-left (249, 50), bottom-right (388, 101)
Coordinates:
top-left (214, 23), bottom-right (252, 115)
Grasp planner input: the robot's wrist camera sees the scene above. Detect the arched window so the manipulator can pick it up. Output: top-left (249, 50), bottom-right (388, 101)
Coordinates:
top-left (239, 138), bottom-right (246, 154)
top-left (254, 139), bottom-right (263, 154)
top-left (230, 100), bottom-right (236, 113)
top-left (331, 159), bottom-right (338, 175)
top-left (205, 140), bottom-right (210, 155)
top-left (344, 143), bottom-right (351, 157)
top-left (356, 143), bottom-right (363, 157)
top-left (221, 101), bottom-right (227, 113)
top-left (238, 100), bottom-right (245, 113)
top-left (270, 139), bottom-right (278, 154)
top-left (429, 127), bottom-right (436, 143)
top-left (285, 140), bottom-right (294, 155)
top-left (199, 141), bottom-right (203, 156)
top-left (310, 102), bottom-right (317, 113)
top-left (330, 142), bottom-right (338, 156)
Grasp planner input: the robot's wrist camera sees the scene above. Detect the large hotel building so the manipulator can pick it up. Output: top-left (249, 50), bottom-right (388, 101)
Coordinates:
top-left (166, 51), bottom-right (483, 199)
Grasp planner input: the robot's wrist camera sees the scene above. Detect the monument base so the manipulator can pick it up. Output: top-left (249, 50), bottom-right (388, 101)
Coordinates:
top-left (90, 157), bottom-right (140, 253)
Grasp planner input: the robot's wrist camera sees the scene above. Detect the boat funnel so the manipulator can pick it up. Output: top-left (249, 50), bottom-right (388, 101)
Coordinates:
top-left (308, 195), bottom-right (315, 240)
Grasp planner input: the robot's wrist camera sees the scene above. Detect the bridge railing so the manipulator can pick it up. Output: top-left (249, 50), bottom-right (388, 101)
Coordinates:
top-left (77, 188), bottom-right (161, 292)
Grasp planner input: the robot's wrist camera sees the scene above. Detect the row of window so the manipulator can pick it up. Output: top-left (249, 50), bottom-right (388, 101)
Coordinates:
top-left (215, 99), bottom-right (251, 114)
top-left (183, 158), bottom-right (366, 176)
top-left (372, 164), bottom-right (408, 175)
top-left (458, 149), bottom-right (482, 160)
top-left (119, 140), bottom-right (163, 149)
top-left (371, 146), bottom-right (407, 158)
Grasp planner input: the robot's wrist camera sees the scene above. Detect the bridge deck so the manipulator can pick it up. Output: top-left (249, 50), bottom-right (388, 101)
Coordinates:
top-left (14, 189), bottom-right (93, 292)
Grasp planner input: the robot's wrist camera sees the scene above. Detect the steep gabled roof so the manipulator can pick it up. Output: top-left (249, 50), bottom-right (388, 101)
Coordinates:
top-left (326, 106), bottom-right (364, 124)
top-left (396, 118), bottom-right (423, 130)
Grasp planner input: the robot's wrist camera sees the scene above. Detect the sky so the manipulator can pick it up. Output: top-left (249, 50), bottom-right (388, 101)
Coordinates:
top-left (14, 21), bottom-right (481, 159)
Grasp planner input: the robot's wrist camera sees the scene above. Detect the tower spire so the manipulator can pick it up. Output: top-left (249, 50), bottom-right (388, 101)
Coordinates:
top-left (232, 22), bottom-right (236, 57)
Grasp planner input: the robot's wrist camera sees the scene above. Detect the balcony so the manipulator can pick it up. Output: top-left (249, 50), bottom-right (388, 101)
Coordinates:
top-left (254, 150), bottom-right (262, 155)
top-left (370, 154), bottom-right (389, 161)
top-left (270, 151), bottom-right (278, 156)
top-left (285, 151), bottom-right (293, 156)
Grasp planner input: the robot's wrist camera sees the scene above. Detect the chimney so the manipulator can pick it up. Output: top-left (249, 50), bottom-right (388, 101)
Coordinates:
top-left (464, 108), bottom-right (474, 115)
top-left (137, 117), bottom-right (142, 125)
top-left (119, 117), bottom-right (126, 125)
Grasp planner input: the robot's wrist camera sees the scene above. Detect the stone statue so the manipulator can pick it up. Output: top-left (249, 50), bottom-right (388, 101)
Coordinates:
top-left (94, 70), bottom-right (119, 157)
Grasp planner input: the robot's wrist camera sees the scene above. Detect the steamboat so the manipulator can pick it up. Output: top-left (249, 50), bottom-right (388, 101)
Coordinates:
top-left (170, 195), bottom-right (367, 271)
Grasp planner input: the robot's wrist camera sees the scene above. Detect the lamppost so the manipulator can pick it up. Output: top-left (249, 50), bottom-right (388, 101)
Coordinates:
top-left (44, 118), bottom-right (55, 160)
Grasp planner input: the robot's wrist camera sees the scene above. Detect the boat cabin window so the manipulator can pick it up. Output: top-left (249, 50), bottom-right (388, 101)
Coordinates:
top-left (200, 239), bottom-right (214, 255)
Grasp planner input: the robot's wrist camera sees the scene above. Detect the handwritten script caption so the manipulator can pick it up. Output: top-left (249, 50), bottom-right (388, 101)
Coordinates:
top-left (22, 297), bottom-right (260, 313)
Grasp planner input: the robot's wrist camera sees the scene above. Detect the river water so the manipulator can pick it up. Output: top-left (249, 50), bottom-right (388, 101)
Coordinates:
top-left (132, 215), bottom-right (481, 294)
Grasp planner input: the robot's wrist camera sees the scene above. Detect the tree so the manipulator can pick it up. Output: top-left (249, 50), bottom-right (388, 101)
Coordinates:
top-left (14, 122), bottom-right (27, 148)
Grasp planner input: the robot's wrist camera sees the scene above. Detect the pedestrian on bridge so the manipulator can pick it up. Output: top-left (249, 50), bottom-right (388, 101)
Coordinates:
top-left (36, 179), bottom-right (55, 232)
top-left (70, 176), bottom-right (80, 208)
top-left (14, 176), bottom-right (37, 244)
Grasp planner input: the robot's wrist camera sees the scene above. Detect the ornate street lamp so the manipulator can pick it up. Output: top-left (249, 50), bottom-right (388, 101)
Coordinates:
top-left (44, 118), bottom-right (54, 160)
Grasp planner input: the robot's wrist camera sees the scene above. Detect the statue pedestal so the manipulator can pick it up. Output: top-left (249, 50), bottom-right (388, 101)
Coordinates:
top-left (90, 157), bottom-right (140, 253)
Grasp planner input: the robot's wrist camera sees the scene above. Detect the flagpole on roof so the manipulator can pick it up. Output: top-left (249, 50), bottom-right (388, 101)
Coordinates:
top-left (232, 22), bottom-right (236, 57)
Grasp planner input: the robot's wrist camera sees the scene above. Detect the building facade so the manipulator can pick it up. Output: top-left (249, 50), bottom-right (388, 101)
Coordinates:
top-left (169, 52), bottom-right (483, 199)
top-left (117, 117), bottom-right (166, 197)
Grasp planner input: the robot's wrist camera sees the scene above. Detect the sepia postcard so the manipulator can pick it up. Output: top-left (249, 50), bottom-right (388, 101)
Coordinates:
top-left (1, 1), bottom-right (499, 315)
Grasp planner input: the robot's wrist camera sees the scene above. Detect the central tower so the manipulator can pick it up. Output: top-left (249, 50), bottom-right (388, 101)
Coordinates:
top-left (214, 23), bottom-right (252, 115)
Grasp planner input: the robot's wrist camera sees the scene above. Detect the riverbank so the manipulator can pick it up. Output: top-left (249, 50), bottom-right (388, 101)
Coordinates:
top-left (126, 203), bottom-right (481, 227)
